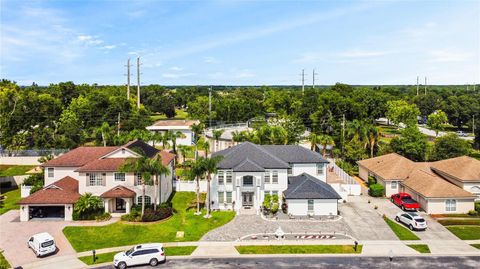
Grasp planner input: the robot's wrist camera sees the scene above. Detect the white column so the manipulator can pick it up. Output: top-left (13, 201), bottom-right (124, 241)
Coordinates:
top-left (104, 199), bottom-right (110, 213)
top-left (236, 186), bottom-right (241, 213)
top-left (125, 198), bottom-right (131, 214)
top-left (65, 204), bottom-right (73, 221)
top-left (20, 205), bottom-right (29, 221)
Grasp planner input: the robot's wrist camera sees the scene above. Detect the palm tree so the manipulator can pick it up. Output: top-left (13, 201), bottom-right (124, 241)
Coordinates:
top-left (160, 132), bottom-right (170, 149)
top-left (190, 158), bottom-right (206, 215)
top-left (201, 155), bottom-right (224, 218)
top-left (308, 132), bottom-right (320, 151)
top-left (366, 125), bottom-right (380, 158)
top-left (146, 155), bottom-right (170, 210)
top-left (191, 123), bottom-right (205, 144)
top-left (212, 129), bottom-right (224, 152)
top-left (74, 193), bottom-right (103, 216)
top-left (170, 131), bottom-right (186, 159)
top-left (120, 156), bottom-right (151, 218)
top-left (347, 120), bottom-right (367, 142)
top-left (178, 145), bottom-right (192, 163)
top-left (317, 134), bottom-right (335, 157)
top-left (197, 138), bottom-right (210, 157)
top-left (150, 132), bottom-right (163, 148)
top-left (231, 130), bottom-right (243, 145)
top-left (96, 122), bottom-right (112, 147)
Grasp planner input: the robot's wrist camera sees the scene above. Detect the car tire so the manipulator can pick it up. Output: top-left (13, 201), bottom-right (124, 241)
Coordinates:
top-left (409, 224), bottom-right (414, 231)
top-left (395, 216), bottom-right (400, 222)
top-left (150, 258), bottom-right (158, 266)
top-left (118, 262), bottom-right (127, 269)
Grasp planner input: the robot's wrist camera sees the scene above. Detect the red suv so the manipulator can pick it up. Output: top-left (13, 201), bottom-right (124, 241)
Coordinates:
top-left (391, 193), bottom-right (420, 211)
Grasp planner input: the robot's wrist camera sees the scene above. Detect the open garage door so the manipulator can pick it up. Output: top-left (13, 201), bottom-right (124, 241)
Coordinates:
top-left (29, 206), bottom-right (65, 220)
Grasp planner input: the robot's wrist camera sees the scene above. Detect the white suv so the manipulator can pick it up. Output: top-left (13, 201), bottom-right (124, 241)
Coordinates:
top-left (395, 212), bottom-right (427, 231)
top-left (114, 243), bottom-right (165, 269)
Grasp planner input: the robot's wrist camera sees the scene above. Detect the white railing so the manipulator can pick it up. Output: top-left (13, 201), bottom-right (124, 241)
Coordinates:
top-left (327, 160), bottom-right (356, 185)
top-left (21, 185), bottom-right (32, 198)
top-left (174, 180), bottom-right (207, 192)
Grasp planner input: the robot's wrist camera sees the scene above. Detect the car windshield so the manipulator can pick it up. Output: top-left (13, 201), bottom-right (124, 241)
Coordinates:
top-left (401, 197), bottom-right (413, 201)
top-left (415, 218), bottom-right (425, 223)
top-left (125, 247), bottom-right (135, 256)
top-left (41, 240), bottom-right (54, 248)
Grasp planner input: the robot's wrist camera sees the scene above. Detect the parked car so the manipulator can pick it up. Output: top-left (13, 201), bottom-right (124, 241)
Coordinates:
top-left (456, 131), bottom-right (467, 137)
top-left (27, 232), bottom-right (56, 257)
top-left (395, 212), bottom-right (427, 231)
top-left (114, 243), bottom-right (165, 269)
top-left (390, 193), bottom-right (420, 211)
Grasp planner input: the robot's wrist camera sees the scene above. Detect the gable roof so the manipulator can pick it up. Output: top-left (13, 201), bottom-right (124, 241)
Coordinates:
top-left (357, 153), bottom-right (416, 180)
top-left (402, 169), bottom-right (476, 198)
top-left (284, 173), bottom-right (341, 200)
top-left (100, 185), bottom-right (136, 198)
top-left (233, 158), bottom-right (265, 172)
top-left (431, 156), bottom-right (480, 182)
top-left (213, 142), bottom-right (290, 171)
top-left (75, 158), bottom-right (129, 172)
top-left (42, 146), bottom-right (118, 167)
top-left (124, 139), bottom-right (159, 158)
top-left (262, 145), bottom-right (329, 164)
top-left (158, 151), bottom-right (175, 166)
top-left (147, 120), bottom-right (200, 128)
top-left (18, 176), bottom-right (81, 204)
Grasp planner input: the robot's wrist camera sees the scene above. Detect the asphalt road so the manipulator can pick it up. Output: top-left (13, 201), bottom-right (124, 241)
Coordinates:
top-left (97, 256), bottom-right (480, 269)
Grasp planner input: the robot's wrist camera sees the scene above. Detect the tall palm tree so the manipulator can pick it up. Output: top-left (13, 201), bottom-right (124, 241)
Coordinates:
top-left (231, 130), bottom-right (243, 145)
top-left (170, 131), bottom-right (186, 160)
top-left (178, 145), bottom-right (192, 163)
top-left (212, 129), bottom-right (224, 152)
top-left (190, 158), bottom-right (206, 215)
top-left (308, 132), bottom-right (320, 151)
top-left (96, 122), bottom-right (111, 147)
top-left (150, 131), bottom-right (163, 148)
top-left (146, 155), bottom-right (170, 210)
top-left (347, 120), bottom-right (367, 142)
top-left (366, 125), bottom-right (380, 158)
top-left (201, 155), bottom-right (224, 218)
top-left (191, 123), bottom-right (205, 144)
top-left (160, 132), bottom-right (170, 149)
top-left (318, 134), bottom-right (335, 157)
top-left (120, 156), bottom-right (151, 218)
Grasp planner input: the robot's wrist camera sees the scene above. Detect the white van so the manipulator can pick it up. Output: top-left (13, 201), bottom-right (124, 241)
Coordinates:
top-left (114, 243), bottom-right (165, 269)
top-left (27, 232), bottom-right (56, 257)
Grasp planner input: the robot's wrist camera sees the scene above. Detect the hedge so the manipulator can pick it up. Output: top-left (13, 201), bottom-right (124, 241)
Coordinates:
top-left (369, 183), bottom-right (384, 197)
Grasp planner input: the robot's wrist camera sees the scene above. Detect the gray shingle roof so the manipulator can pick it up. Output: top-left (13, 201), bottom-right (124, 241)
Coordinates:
top-left (213, 142), bottom-right (329, 172)
top-left (284, 173), bottom-right (341, 200)
top-left (124, 139), bottom-right (159, 158)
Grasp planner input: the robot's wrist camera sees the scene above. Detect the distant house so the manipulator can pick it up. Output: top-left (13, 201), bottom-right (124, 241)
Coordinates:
top-left (357, 153), bottom-right (479, 214)
top-left (211, 142), bottom-right (339, 216)
top-left (18, 140), bottom-right (175, 221)
top-left (146, 119), bottom-right (200, 146)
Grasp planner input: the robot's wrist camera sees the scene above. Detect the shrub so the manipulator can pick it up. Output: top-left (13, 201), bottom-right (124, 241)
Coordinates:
top-left (367, 176), bottom-right (376, 186)
top-left (141, 207), bottom-right (173, 222)
top-left (475, 202), bottom-right (480, 213)
top-left (73, 209), bottom-right (105, 220)
top-left (271, 194), bottom-right (279, 203)
top-left (121, 210), bottom-right (141, 222)
top-left (369, 183), bottom-right (384, 197)
top-left (468, 210), bottom-right (478, 216)
top-left (262, 194), bottom-right (271, 209)
top-left (95, 212), bottom-right (112, 221)
top-left (271, 203), bottom-right (279, 214)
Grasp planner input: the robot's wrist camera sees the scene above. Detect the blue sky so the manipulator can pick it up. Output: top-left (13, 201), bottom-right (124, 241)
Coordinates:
top-left (1, 0), bottom-right (479, 86)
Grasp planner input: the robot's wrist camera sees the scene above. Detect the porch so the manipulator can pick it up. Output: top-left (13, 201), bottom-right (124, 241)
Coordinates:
top-left (100, 185), bottom-right (136, 216)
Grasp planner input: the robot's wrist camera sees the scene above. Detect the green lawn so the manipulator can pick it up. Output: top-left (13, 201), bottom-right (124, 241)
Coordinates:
top-left (0, 188), bottom-right (21, 215)
top-left (235, 245), bottom-right (362, 254)
top-left (471, 244), bottom-right (480, 250)
top-left (383, 216), bottom-right (420, 240)
top-left (63, 192), bottom-right (235, 252)
top-left (438, 219), bottom-right (480, 226)
top-left (446, 226), bottom-right (480, 240)
top-left (407, 244), bottom-right (430, 253)
top-left (150, 109), bottom-right (189, 121)
top-left (78, 246), bottom-right (197, 265)
top-left (0, 250), bottom-right (11, 269)
top-left (0, 165), bottom-right (36, 177)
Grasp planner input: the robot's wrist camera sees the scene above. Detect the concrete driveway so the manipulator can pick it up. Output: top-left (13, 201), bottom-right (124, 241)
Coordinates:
top-left (0, 210), bottom-right (78, 267)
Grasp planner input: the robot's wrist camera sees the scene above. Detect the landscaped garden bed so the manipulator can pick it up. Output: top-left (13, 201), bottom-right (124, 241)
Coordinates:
top-left (235, 245), bottom-right (362, 254)
top-left (63, 192), bottom-right (235, 252)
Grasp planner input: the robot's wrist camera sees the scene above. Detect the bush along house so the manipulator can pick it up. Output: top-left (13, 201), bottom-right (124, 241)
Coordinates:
top-left (211, 142), bottom-right (341, 216)
top-left (18, 140), bottom-right (175, 221)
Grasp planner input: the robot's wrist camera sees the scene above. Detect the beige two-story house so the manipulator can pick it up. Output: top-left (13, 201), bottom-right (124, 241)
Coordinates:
top-left (19, 140), bottom-right (175, 221)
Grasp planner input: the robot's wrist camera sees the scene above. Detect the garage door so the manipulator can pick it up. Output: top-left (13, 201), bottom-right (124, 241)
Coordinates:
top-left (29, 206), bottom-right (65, 220)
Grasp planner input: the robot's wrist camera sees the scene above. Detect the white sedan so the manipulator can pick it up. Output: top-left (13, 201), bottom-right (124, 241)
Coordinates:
top-left (395, 212), bottom-right (427, 231)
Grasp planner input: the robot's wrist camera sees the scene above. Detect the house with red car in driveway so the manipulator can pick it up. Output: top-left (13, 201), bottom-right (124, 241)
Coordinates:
top-left (357, 153), bottom-right (479, 214)
top-left (18, 140), bottom-right (175, 221)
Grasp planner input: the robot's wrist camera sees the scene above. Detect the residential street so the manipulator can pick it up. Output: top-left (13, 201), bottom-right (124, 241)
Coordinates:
top-left (94, 256), bottom-right (480, 269)
top-left (417, 126), bottom-right (474, 140)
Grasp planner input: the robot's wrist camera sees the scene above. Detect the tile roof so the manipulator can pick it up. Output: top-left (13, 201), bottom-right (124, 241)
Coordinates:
top-left (18, 176), bottom-right (81, 204)
top-left (42, 146), bottom-right (118, 167)
top-left (147, 120), bottom-right (200, 127)
top-left (284, 173), bottom-right (342, 200)
top-left (431, 156), bottom-right (480, 182)
top-left (402, 169), bottom-right (476, 198)
top-left (100, 185), bottom-right (136, 198)
top-left (357, 153), bottom-right (416, 180)
top-left (75, 158), bottom-right (129, 172)
top-left (158, 150), bottom-right (175, 166)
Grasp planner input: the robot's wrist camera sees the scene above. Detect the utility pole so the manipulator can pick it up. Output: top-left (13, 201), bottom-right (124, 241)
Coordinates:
top-left (424, 76), bottom-right (427, 95)
top-left (117, 113), bottom-right (120, 136)
top-left (312, 69), bottom-right (318, 88)
top-left (126, 58), bottom-right (131, 100)
top-left (301, 69), bottom-right (305, 94)
top-left (341, 114), bottom-right (345, 156)
top-left (473, 114), bottom-right (476, 135)
top-left (137, 57), bottom-right (141, 108)
top-left (209, 87), bottom-right (212, 128)
top-left (416, 76), bottom-right (419, 96)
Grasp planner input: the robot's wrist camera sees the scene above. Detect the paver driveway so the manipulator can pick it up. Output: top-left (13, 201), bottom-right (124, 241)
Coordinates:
top-left (0, 210), bottom-right (75, 267)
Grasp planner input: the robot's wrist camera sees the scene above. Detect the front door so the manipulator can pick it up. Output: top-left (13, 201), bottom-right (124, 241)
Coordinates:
top-left (242, 192), bottom-right (254, 207)
top-left (116, 198), bottom-right (126, 211)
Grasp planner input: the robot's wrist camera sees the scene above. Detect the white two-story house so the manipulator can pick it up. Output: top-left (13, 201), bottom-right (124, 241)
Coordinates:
top-left (211, 142), bottom-right (341, 216)
top-left (19, 140), bottom-right (175, 221)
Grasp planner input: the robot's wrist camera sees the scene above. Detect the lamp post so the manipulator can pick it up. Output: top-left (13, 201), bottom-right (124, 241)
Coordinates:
top-left (92, 250), bottom-right (96, 263)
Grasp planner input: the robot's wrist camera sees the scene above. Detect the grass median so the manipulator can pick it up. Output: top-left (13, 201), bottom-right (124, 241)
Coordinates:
top-left (383, 216), bottom-right (420, 240)
top-left (407, 244), bottom-right (430, 253)
top-left (0, 188), bottom-right (21, 215)
top-left (446, 226), bottom-right (480, 240)
top-left (63, 192), bottom-right (235, 252)
top-left (235, 245), bottom-right (362, 255)
top-left (78, 246), bottom-right (197, 265)
top-left (0, 250), bottom-right (11, 269)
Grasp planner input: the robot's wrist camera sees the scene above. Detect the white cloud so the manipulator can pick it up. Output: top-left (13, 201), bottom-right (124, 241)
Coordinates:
top-left (428, 50), bottom-right (472, 63)
top-left (235, 70), bottom-right (255, 79)
top-left (102, 45), bottom-right (116, 50)
top-left (169, 66), bottom-right (183, 71)
top-left (77, 35), bottom-right (103, 46)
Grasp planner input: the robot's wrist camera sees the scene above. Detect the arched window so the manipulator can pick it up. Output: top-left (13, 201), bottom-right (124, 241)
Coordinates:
top-left (243, 176), bottom-right (254, 186)
top-left (137, 196), bottom-right (152, 205)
